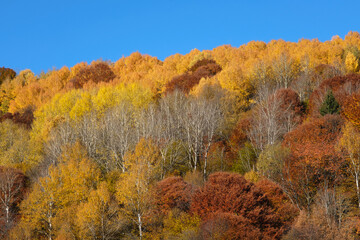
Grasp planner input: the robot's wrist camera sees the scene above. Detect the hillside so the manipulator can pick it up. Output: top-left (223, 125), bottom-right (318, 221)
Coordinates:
top-left (1, 32), bottom-right (360, 239)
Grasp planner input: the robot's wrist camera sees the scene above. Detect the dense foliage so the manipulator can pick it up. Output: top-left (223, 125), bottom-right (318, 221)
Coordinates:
top-left (2, 31), bottom-right (360, 239)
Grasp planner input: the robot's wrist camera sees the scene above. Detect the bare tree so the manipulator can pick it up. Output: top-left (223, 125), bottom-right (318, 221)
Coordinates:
top-left (154, 93), bottom-right (188, 178)
top-left (0, 167), bottom-right (25, 238)
top-left (316, 181), bottom-right (350, 229)
top-left (100, 103), bottom-right (136, 172)
top-left (181, 96), bottom-right (224, 179)
top-left (248, 91), bottom-right (285, 154)
top-left (292, 57), bottom-right (313, 102)
top-left (45, 119), bottom-right (76, 165)
top-left (248, 87), bottom-right (298, 155)
top-left (272, 52), bottom-right (298, 89)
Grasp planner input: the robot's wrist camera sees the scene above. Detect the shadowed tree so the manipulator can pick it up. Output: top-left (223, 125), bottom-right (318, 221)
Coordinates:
top-left (0, 167), bottom-right (26, 239)
top-left (0, 67), bottom-right (16, 85)
top-left (164, 59), bottom-right (222, 94)
top-left (69, 62), bottom-right (115, 89)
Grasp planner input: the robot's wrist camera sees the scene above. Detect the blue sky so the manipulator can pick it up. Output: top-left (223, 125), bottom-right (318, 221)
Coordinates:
top-left (1, 0), bottom-right (360, 74)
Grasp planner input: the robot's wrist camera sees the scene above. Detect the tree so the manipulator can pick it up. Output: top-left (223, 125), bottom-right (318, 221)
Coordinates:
top-left (181, 96), bottom-right (224, 179)
top-left (343, 92), bottom-right (360, 129)
top-left (191, 172), bottom-right (292, 239)
top-left (256, 179), bottom-right (299, 234)
top-left (155, 91), bottom-right (189, 177)
top-left (18, 143), bottom-right (101, 240)
top-left (257, 143), bottom-right (290, 182)
top-left (69, 61), bottom-right (115, 89)
top-left (116, 138), bottom-right (161, 239)
top-left (76, 182), bottom-right (123, 240)
top-left (0, 120), bottom-right (31, 171)
top-left (338, 122), bottom-right (360, 212)
top-left (248, 88), bottom-right (294, 154)
top-left (319, 90), bottom-right (340, 116)
top-left (272, 52), bottom-right (299, 89)
top-left (154, 176), bottom-right (193, 214)
top-left (0, 67), bottom-right (16, 84)
top-left (232, 141), bottom-right (257, 174)
top-left (309, 74), bottom-right (360, 116)
top-left (162, 209), bottom-right (200, 239)
top-left (0, 106), bottom-right (35, 128)
top-left (0, 167), bottom-right (26, 238)
top-left (164, 59), bottom-right (222, 94)
top-left (345, 52), bottom-right (359, 73)
top-left (282, 115), bottom-right (345, 211)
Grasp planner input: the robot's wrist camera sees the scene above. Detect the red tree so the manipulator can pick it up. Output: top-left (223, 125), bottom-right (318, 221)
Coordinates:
top-left (256, 179), bottom-right (299, 233)
top-left (68, 62), bottom-right (115, 89)
top-left (275, 88), bottom-right (304, 116)
top-left (191, 172), bottom-right (293, 239)
top-left (154, 176), bottom-right (193, 214)
top-left (0, 106), bottom-right (34, 128)
top-left (164, 60), bottom-right (222, 94)
top-left (0, 67), bottom-right (16, 84)
top-left (343, 92), bottom-right (360, 129)
top-left (282, 115), bottom-right (345, 211)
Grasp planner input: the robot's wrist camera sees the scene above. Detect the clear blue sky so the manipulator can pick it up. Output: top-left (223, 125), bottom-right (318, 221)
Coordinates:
top-left (1, 0), bottom-right (360, 74)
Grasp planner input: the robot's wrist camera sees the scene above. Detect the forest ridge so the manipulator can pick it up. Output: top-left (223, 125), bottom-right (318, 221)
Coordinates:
top-left (1, 31), bottom-right (360, 239)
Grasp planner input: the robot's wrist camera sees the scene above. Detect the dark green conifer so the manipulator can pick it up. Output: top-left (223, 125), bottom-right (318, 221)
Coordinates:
top-left (319, 90), bottom-right (340, 116)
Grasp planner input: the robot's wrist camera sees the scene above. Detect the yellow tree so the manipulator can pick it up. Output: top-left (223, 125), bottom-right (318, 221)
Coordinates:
top-left (0, 120), bottom-right (30, 171)
top-left (162, 209), bottom-right (201, 239)
top-left (18, 143), bottom-right (100, 239)
top-left (216, 63), bottom-right (255, 123)
top-left (338, 122), bottom-right (360, 211)
top-left (116, 138), bottom-right (161, 239)
top-left (345, 52), bottom-right (359, 73)
top-left (8, 70), bottom-right (38, 113)
top-left (76, 182), bottom-right (123, 239)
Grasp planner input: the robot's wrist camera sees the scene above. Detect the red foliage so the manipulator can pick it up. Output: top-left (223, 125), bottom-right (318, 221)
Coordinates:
top-left (309, 74), bottom-right (360, 116)
top-left (68, 62), bottom-right (115, 89)
top-left (0, 67), bottom-right (16, 84)
top-left (0, 107), bottom-right (34, 128)
top-left (188, 59), bottom-right (219, 73)
top-left (275, 88), bottom-right (304, 116)
top-left (282, 115), bottom-right (345, 209)
top-left (256, 179), bottom-right (299, 233)
top-left (191, 172), bottom-right (291, 239)
top-left (343, 92), bottom-right (360, 129)
top-left (283, 115), bottom-right (343, 175)
top-left (164, 60), bottom-right (222, 94)
top-left (154, 176), bottom-right (193, 214)
top-left (227, 117), bottom-right (251, 162)
top-left (229, 117), bottom-right (251, 147)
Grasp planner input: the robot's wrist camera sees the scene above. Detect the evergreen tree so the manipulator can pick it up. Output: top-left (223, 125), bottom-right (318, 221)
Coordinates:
top-left (319, 90), bottom-right (340, 116)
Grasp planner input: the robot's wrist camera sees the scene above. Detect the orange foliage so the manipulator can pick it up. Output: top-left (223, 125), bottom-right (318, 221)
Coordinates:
top-left (282, 115), bottom-right (345, 209)
top-left (343, 92), bottom-right (360, 129)
top-left (191, 172), bottom-right (293, 239)
top-left (154, 177), bottom-right (193, 214)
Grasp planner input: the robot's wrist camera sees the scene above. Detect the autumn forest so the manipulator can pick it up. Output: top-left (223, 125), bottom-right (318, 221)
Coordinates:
top-left (2, 32), bottom-right (360, 239)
